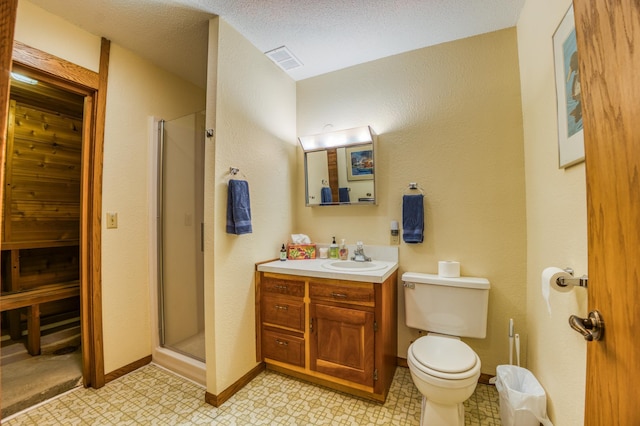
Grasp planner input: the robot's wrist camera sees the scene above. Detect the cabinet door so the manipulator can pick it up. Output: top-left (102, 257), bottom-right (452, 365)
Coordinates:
top-left (310, 302), bottom-right (374, 387)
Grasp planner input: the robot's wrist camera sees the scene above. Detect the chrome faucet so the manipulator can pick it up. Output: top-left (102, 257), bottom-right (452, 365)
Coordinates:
top-left (352, 241), bottom-right (371, 262)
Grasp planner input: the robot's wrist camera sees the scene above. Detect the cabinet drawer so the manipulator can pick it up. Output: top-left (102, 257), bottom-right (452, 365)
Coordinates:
top-left (309, 282), bottom-right (375, 306)
top-left (262, 277), bottom-right (304, 298)
top-left (262, 294), bottom-right (305, 331)
top-left (262, 329), bottom-right (305, 367)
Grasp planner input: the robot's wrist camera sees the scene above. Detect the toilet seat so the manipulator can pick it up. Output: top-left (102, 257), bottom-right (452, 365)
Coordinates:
top-left (409, 335), bottom-right (479, 380)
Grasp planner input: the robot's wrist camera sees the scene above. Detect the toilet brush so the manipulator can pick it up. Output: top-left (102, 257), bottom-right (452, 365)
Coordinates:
top-left (508, 318), bottom-right (514, 365)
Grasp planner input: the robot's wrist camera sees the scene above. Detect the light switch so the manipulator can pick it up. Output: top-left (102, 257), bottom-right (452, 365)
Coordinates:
top-left (106, 212), bottom-right (118, 229)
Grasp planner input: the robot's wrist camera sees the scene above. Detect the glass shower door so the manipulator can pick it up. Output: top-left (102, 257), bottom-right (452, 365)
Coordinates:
top-left (158, 112), bottom-right (205, 362)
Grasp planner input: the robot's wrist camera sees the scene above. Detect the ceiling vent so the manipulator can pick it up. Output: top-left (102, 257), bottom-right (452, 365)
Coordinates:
top-left (265, 46), bottom-right (303, 71)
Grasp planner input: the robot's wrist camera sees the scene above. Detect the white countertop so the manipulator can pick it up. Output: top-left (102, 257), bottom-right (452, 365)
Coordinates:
top-left (257, 258), bottom-right (398, 283)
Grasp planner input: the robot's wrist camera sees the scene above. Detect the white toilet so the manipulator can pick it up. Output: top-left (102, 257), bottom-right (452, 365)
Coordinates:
top-left (402, 272), bottom-right (490, 426)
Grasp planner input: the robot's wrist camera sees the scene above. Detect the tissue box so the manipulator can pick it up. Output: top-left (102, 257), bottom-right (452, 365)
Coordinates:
top-left (287, 244), bottom-right (316, 260)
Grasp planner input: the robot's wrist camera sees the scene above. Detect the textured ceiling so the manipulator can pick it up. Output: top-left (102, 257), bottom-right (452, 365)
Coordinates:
top-left (27, 0), bottom-right (526, 88)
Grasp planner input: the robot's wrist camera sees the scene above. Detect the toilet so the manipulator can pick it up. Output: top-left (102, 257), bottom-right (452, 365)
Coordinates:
top-left (402, 272), bottom-right (490, 426)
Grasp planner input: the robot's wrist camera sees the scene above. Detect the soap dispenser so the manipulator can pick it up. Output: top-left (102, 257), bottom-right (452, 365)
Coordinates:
top-left (329, 237), bottom-right (339, 259)
top-left (339, 239), bottom-right (349, 260)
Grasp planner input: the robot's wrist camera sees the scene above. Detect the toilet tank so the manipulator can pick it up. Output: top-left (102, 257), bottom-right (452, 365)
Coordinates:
top-left (402, 272), bottom-right (490, 338)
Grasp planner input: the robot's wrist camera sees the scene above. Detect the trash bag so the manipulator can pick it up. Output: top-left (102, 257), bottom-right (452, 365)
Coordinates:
top-left (495, 365), bottom-right (553, 426)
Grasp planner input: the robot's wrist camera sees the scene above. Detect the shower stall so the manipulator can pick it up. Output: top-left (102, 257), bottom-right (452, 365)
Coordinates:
top-left (151, 112), bottom-right (206, 384)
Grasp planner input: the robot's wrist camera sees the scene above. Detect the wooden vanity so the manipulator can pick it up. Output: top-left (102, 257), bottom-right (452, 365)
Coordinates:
top-left (255, 257), bottom-right (397, 402)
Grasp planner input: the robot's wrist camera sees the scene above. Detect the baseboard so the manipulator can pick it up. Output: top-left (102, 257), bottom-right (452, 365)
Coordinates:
top-left (478, 373), bottom-right (495, 385)
top-left (396, 357), bottom-right (408, 368)
top-left (396, 357), bottom-right (495, 385)
top-left (205, 362), bottom-right (265, 407)
top-left (104, 355), bottom-right (152, 383)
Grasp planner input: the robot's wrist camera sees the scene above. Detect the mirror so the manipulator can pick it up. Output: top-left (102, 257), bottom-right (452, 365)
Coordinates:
top-left (299, 126), bottom-right (376, 206)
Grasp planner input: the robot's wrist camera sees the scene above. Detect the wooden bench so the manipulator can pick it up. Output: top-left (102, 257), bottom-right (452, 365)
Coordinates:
top-left (0, 281), bottom-right (80, 355)
top-left (1, 238), bottom-right (80, 356)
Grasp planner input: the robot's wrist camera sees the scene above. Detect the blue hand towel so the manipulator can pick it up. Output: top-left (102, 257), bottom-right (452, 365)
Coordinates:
top-left (226, 179), bottom-right (252, 235)
top-left (402, 194), bottom-right (424, 243)
top-left (321, 187), bottom-right (332, 204)
top-left (339, 187), bottom-right (350, 203)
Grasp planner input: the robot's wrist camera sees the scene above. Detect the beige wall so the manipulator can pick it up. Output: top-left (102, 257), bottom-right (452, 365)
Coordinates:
top-left (296, 28), bottom-right (527, 376)
top-left (102, 43), bottom-right (205, 371)
top-left (517, 1), bottom-right (588, 424)
top-left (15, 1), bottom-right (206, 374)
top-left (15, 1), bottom-right (100, 72)
top-left (204, 18), bottom-right (297, 394)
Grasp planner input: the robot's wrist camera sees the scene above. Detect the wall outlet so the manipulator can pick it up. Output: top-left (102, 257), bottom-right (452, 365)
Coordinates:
top-left (106, 212), bottom-right (118, 229)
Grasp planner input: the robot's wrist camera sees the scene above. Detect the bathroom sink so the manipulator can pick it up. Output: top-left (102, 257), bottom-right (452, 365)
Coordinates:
top-left (322, 260), bottom-right (388, 272)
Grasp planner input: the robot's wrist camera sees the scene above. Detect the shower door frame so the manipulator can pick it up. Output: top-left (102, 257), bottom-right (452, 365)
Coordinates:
top-left (156, 115), bottom-right (205, 362)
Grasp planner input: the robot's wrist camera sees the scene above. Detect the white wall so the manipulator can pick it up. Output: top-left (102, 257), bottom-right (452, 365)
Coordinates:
top-left (15, 0), bottom-right (206, 374)
top-left (296, 28), bottom-right (527, 376)
top-left (204, 17), bottom-right (297, 394)
top-left (517, 1), bottom-right (588, 424)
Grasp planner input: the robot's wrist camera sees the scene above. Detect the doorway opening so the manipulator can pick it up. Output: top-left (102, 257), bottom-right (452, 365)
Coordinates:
top-left (1, 69), bottom-right (84, 417)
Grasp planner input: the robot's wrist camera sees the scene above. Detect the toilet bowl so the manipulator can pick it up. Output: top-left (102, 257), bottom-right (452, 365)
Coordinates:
top-left (407, 334), bottom-right (481, 425)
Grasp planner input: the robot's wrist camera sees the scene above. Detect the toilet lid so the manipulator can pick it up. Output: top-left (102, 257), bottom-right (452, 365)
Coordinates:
top-left (411, 335), bottom-right (477, 374)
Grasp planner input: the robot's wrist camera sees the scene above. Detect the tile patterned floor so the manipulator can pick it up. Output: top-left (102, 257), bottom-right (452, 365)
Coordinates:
top-left (3, 364), bottom-right (501, 425)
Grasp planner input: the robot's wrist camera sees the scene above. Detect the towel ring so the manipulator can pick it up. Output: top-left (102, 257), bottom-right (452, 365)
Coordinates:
top-left (227, 166), bottom-right (247, 180)
top-left (404, 182), bottom-right (424, 195)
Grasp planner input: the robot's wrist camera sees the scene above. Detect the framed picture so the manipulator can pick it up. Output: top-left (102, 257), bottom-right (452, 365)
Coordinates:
top-left (346, 145), bottom-right (374, 181)
top-left (553, 4), bottom-right (584, 168)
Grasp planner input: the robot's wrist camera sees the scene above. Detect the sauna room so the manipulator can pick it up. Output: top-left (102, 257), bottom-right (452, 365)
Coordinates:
top-left (1, 70), bottom-right (84, 417)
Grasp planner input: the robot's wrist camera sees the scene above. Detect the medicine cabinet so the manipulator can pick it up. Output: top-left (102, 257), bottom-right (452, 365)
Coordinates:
top-left (299, 126), bottom-right (377, 207)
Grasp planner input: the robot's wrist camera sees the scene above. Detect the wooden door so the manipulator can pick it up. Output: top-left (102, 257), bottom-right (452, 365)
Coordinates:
top-left (309, 302), bottom-right (375, 386)
top-left (573, 1), bottom-right (640, 424)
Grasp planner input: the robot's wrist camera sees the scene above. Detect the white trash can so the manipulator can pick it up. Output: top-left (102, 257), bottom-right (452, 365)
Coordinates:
top-left (495, 365), bottom-right (553, 426)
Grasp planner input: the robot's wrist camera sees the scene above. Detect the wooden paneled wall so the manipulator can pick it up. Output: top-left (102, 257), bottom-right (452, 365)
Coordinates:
top-left (3, 101), bottom-right (82, 243)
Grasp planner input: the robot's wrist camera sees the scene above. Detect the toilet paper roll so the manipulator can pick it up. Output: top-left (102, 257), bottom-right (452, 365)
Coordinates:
top-left (541, 267), bottom-right (573, 314)
top-left (438, 261), bottom-right (460, 278)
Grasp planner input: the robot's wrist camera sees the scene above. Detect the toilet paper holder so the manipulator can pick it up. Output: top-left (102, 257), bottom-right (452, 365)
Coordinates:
top-left (557, 267), bottom-right (589, 289)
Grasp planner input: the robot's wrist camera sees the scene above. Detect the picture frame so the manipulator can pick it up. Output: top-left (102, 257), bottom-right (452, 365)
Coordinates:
top-left (346, 145), bottom-right (374, 181)
top-left (553, 4), bottom-right (584, 168)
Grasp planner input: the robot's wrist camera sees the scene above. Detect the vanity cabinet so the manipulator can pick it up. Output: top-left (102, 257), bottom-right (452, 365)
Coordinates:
top-left (309, 281), bottom-right (375, 387)
top-left (255, 270), bottom-right (397, 402)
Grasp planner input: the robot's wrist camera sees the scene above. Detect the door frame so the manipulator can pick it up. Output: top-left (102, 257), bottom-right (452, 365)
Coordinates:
top-left (0, 24), bottom-right (109, 388)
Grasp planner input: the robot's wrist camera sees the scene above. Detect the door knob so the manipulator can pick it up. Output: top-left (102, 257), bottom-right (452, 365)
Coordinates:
top-left (569, 310), bottom-right (603, 341)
